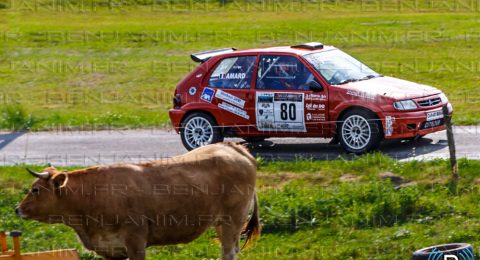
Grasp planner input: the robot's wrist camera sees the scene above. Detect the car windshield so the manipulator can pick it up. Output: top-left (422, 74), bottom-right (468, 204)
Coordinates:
top-left (304, 49), bottom-right (381, 85)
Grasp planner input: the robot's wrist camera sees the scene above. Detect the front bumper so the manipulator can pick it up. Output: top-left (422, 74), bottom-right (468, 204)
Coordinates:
top-left (169, 108), bottom-right (186, 133)
top-left (381, 103), bottom-right (453, 139)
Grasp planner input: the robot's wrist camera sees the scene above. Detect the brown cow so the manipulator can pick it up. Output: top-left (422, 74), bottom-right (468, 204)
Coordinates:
top-left (16, 142), bottom-right (260, 260)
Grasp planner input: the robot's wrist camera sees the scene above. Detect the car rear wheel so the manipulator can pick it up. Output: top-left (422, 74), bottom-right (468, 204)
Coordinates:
top-left (338, 109), bottom-right (383, 154)
top-left (180, 112), bottom-right (224, 151)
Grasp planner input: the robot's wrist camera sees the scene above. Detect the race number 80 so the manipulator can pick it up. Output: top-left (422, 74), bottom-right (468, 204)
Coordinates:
top-left (280, 103), bottom-right (296, 121)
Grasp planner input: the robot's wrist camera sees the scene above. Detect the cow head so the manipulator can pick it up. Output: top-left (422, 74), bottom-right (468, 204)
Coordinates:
top-left (16, 166), bottom-right (69, 222)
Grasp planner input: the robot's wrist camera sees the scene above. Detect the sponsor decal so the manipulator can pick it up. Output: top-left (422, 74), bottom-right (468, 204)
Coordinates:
top-left (274, 92), bottom-right (303, 102)
top-left (219, 73), bottom-right (246, 80)
top-left (346, 89), bottom-right (375, 100)
top-left (306, 113), bottom-right (326, 122)
top-left (385, 116), bottom-right (395, 136)
top-left (260, 103), bottom-right (273, 109)
top-left (423, 119), bottom-right (443, 129)
top-left (256, 92), bottom-right (306, 132)
top-left (188, 86), bottom-right (197, 96)
top-left (305, 93), bottom-right (327, 101)
top-left (218, 102), bottom-right (249, 119)
top-left (306, 103), bottom-right (326, 110)
top-left (256, 92), bottom-right (275, 129)
top-left (215, 89), bottom-right (246, 108)
top-left (257, 95), bottom-right (273, 103)
top-left (200, 87), bottom-right (215, 103)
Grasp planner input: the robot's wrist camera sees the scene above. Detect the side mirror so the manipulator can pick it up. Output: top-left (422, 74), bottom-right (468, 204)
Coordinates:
top-left (308, 80), bottom-right (323, 92)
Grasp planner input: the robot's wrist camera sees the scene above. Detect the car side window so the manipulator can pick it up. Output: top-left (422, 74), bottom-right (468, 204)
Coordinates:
top-left (208, 56), bottom-right (256, 89)
top-left (256, 55), bottom-right (315, 91)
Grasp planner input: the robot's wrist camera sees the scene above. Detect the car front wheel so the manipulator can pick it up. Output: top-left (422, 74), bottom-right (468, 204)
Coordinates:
top-left (338, 109), bottom-right (383, 154)
top-left (180, 112), bottom-right (224, 151)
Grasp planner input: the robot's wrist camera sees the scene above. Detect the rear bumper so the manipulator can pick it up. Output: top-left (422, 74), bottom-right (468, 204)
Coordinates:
top-left (381, 103), bottom-right (453, 139)
top-left (169, 108), bottom-right (186, 133)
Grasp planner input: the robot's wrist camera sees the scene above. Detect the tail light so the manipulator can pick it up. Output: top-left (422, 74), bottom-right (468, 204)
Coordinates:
top-left (173, 94), bottom-right (182, 108)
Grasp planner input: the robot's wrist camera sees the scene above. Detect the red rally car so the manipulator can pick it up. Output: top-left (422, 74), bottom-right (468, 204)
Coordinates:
top-left (169, 42), bottom-right (453, 154)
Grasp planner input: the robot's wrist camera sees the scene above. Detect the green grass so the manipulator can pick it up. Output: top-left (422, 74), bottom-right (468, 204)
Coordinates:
top-left (2, 155), bottom-right (480, 259)
top-left (0, 0), bottom-right (479, 129)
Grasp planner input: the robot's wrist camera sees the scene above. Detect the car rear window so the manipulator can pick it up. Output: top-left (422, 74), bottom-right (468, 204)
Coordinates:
top-left (208, 56), bottom-right (256, 89)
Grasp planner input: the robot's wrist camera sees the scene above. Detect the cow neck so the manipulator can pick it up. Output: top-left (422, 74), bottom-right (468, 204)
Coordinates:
top-left (60, 172), bottom-right (95, 215)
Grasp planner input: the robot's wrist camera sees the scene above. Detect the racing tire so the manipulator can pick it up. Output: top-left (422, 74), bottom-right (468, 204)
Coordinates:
top-left (180, 112), bottom-right (224, 151)
top-left (338, 109), bottom-right (383, 154)
top-left (412, 243), bottom-right (474, 260)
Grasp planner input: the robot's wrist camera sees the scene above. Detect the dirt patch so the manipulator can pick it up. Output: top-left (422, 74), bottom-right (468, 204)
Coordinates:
top-left (473, 178), bottom-right (480, 185)
top-left (379, 172), bottom-right (408, 186)
top-left (257, 172), bottom-right (326, 189)
top-left (339, 174), bottom-right (362, 183)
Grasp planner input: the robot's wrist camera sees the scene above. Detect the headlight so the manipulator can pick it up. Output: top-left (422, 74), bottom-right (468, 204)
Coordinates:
top-left (393, 100), bottom-right (417, 110)
top-left (439, 93), bottom-right (449, 104)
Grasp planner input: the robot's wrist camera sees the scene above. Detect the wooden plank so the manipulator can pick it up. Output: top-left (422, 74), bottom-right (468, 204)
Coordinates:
top-left (0, 232), bottom-right (7, 253)
top-left (442, 105), bottom-right (458, 180)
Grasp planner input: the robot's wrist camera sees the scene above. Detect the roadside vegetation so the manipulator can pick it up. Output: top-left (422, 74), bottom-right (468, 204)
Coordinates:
top-left (2, 154), bottom-right (480, 259)
top-left (0, 0), bottom-right (479, 130)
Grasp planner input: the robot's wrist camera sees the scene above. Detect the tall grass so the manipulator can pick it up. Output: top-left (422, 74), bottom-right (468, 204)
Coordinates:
top-left (2, 158), bottom-right (480, 258)
top-left (0, 106), bottom-right (38, 131)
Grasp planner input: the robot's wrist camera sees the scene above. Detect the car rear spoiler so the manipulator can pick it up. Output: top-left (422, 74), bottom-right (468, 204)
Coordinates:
top-left (190, 48), bottom-right (237, 63)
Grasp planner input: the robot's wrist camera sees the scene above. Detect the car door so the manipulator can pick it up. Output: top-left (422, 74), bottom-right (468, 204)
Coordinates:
top-left (205, 55), bottom-right (257, 131)
top-left (254, 54), bottom-right (328, 135)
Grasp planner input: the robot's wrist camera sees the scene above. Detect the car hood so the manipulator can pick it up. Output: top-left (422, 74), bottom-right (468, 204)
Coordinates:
top-left (342, 76), bottom-right (441, 100)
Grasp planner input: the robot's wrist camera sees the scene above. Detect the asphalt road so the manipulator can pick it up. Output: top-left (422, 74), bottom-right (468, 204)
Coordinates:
top-left (0, 126), bottom-right (479, 166)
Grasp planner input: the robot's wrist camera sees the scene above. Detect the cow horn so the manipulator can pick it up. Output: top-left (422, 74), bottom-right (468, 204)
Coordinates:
top-left (26, 168), bottom-right (50, 179)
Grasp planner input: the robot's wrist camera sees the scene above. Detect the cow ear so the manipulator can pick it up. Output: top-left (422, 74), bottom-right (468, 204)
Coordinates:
top-left (51, 173), bottom-right (68, 189)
